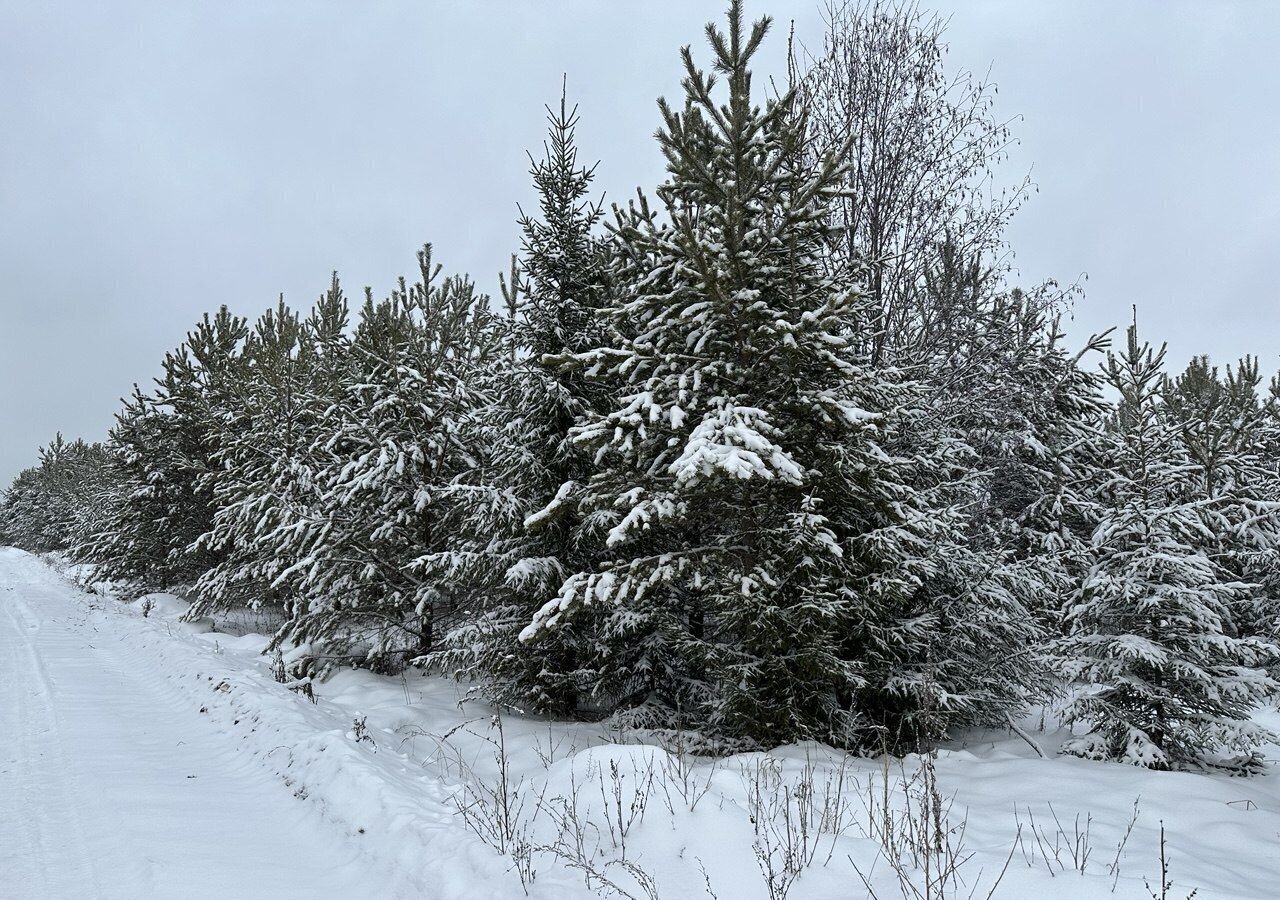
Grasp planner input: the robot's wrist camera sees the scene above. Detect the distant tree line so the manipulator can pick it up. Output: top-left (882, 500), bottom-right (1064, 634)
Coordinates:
top-left (4, 0), bottom-right (1278, 771)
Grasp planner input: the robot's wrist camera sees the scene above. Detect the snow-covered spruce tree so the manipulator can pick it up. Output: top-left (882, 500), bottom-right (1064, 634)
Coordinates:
top-left (1253, 372), bottom-right (1280, 640)
top-left (2, 438), bottom-right (62, 551)
top-left (1057, 324), bottom-right (1279, 770)
top-left (0, 467), bottom-right (49, 549)
top-left (190, 295), bottom-right (317, 618)
top-left (1162, 354), bottom-right (1280, 642)
top-left (83, 308), bottom-right (249, 591)
top-left (1266, 371), bottom-right (1280, 459)
top-left (236, 278), bottom-right (357, 630)
top-left (1003, 323), bottom-right (1115, 637)
top-left (911, 245), bottom-right (1088, 543)
top-left (522, 2), bottom-right (1039, 751)
top-left (0, 435), bottom-right (114, 553)
top-left (1164, 355), bottom-right (1269, 501)
top-left (935, 278), bottom-right (1116, 637)
top-left (77, 389), bottom-right (177, 580)
top-left (431, 92), bottom-right (611, 714)
top-left (270, 247), bottom-right (501, 673)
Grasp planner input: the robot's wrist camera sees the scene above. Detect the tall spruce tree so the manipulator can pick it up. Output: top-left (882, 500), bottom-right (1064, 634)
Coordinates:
top-left (0, 435), bottom-right (113, 554)
top-left (192, 296), bottom-right (311, 617)
top-left (977, 309), bottom-right (1114, 636)
top-left (433, 90), bottom-right (610, 714)
top-left (269, 248), bottom-right (501, 673)
top-left (1162, 354), bottom-right (1280, 641)
top-left (84, 308), bottom-right (248, 590)
top-left (242, 277), bottom-right (356, 629)
top-left (1057, 324), bottom-right (1278, 770)
top-left (521, 1), bottom-right (1038, 750)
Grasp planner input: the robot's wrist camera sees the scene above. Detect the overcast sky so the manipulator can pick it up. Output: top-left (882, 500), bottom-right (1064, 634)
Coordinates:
top-left (2, 1), bottom-right (1278, 487)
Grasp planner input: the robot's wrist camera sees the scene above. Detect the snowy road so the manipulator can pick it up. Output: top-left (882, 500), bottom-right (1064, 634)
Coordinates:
top-left (0, 548), bottom-right (405, 900)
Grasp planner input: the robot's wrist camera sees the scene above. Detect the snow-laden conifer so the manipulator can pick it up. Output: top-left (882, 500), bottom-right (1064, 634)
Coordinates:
top-left (1057, 325), bottom-right (1279, 770)
top-left (269, 248), bottom-right (501, 672)
top-left (191, 295), bottom-right (320, 618)
top-left (521, 1), bottom-right (1039, 750)
top-left (431, 92), bottom-right (610, 713)
top-left (84, 308), bottom-right (249, 590)
top-left (1162, 354), bottom-right (1280, 642)
top-left (0, 435), bottom-right (114, 554)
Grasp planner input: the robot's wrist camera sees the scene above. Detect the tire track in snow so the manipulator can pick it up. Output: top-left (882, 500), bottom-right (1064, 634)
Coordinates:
top-left (0, 579), bottom-right (107, 899)
top-left (0, 549), bottom-right (408, 900)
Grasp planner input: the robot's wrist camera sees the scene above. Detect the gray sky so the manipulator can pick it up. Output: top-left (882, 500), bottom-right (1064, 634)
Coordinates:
top-left (2, 1), bottom-right (1278, 487)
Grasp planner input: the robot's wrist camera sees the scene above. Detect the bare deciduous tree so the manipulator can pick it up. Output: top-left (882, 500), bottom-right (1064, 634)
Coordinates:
top-left (795, 0), bottom-right (1032, 366)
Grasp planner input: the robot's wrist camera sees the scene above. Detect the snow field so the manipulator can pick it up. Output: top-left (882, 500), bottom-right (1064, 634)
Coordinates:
top-left (27, 551), bottom-right (1277, 899)
top-left (0, 549), bottom-right (408, 900)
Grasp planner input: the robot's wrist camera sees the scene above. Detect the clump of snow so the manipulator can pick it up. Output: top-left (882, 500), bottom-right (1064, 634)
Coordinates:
top-left (668, 404), bottom-right (804, 487)
top-left (129, 592), bottom-right (191, 619)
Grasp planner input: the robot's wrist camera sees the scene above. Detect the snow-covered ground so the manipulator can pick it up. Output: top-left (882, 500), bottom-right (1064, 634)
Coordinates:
top-left (3, 546), bottom-right (1278, 899)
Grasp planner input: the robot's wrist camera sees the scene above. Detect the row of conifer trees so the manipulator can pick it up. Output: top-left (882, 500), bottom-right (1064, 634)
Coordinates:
top-left (4, 1), bottom-right (1278, 769)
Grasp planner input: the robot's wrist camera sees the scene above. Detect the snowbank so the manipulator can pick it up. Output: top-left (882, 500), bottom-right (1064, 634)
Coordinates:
top-left (42, 555), bottom-right (1280, 899)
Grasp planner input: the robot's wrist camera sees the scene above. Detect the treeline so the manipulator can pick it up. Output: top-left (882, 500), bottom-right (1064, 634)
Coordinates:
top-left (4, 1), bottom-right (1279, 770)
